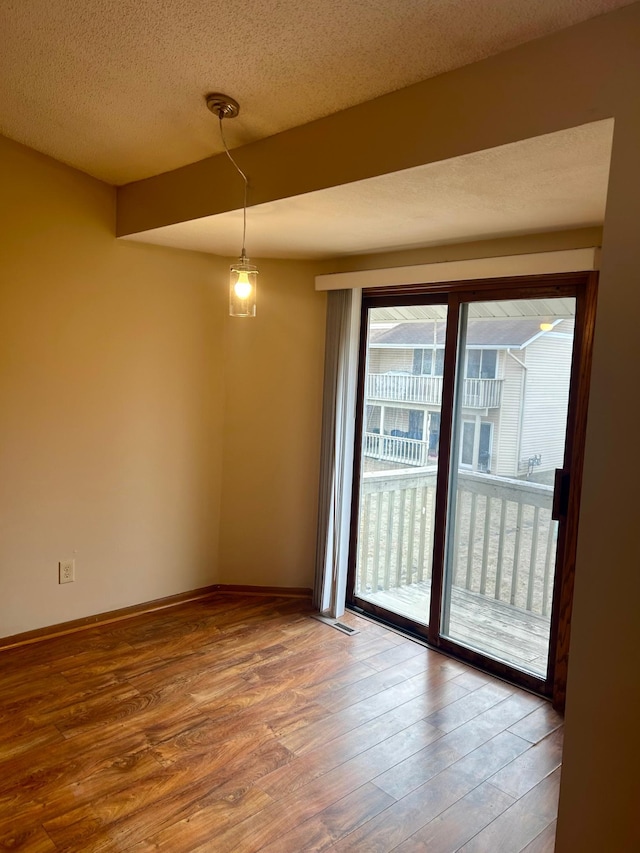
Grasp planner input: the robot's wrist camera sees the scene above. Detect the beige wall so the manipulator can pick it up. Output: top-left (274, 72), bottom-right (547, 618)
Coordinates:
top-left (0, 136), bottom-right (228, 636)
top-left (217, 258), bottom-right (326, 588)
top-left (315, 227), bottom-right (603, 276)
top-left (0, 138), bottom-right (328, 636)
top-left (558, 110), bottom-right (640, 852)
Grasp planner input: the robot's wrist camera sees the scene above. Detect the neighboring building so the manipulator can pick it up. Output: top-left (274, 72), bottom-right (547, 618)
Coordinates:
top-left (364, 317), bottom-right (574, 478)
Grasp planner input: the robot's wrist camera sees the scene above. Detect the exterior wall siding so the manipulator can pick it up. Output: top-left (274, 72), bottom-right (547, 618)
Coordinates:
top-left (519, 325), bottom-right (574, 474)
top-left (369, 348), bottom-right (413, 374)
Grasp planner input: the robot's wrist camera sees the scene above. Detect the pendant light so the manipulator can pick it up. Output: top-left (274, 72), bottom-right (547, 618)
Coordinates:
top-left (206, 93), bottom-right (258, 317)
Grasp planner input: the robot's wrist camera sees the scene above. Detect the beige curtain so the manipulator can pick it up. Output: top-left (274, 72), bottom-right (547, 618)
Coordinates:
top-left (314, 288), bottom-right (362, 616)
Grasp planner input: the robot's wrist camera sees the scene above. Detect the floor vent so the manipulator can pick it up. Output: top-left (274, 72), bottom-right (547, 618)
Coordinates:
top-left (311, 613), bottom-right (360, 635)
top-left (333, 621), bottom-right (358, 635)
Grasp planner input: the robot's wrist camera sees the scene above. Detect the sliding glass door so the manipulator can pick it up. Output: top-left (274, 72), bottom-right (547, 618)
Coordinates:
top-left (348, 275), bottom-right (595, 698)
top-left (353, 301), bottom-right (447, 626)
top-left (441, 298), bottom-right (575, 678)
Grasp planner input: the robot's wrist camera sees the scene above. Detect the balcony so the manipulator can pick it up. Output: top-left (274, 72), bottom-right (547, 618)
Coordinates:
top-left (367, 373), bottom-right (503, 408)
top-left (355, 468), bottom-right (557, 675)
top-left (363, 432), bottom-right (433, 468)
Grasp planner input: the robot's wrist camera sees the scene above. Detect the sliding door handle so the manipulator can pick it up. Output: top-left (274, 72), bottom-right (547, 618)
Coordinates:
top-left (552, 468), bottom-right (570, 521)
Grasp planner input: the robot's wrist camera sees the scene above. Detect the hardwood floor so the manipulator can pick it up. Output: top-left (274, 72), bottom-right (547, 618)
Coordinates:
top-left (0, 595), bottom-right (563, 852)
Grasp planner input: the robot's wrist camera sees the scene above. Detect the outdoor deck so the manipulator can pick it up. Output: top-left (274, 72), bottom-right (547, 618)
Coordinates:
top-left (356, 466), bottom-right (557, 678)
top-left (362, 582), bottom-right (550, 676)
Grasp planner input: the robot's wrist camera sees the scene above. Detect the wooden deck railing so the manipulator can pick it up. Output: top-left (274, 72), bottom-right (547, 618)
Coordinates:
top-left (357, 468), bottom-right (557, 617)
top-left (366, 374), bottom-right (503, 409)
top-left (363, 432), bottom-right (431, 467)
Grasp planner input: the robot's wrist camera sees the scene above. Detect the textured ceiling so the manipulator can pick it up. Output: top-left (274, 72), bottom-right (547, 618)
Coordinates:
top-left (0, 0), bottom-right (632, 185)
top-left (124, 121), bottom-right (613, 259)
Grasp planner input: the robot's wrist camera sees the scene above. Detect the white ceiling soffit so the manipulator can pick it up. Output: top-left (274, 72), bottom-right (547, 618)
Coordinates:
top-left (370, 297), bottom-right (578, 323)
top-left (316, 248), bottom-right (599, 290)
top-left (124, 121), bottom-right (613, 260)
top-left (0, 0), bottom-right (633, 185)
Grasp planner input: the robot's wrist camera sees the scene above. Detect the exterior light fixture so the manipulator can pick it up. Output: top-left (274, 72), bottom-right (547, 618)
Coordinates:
top-left (206, 93), bottom-right (258, 317)
top-left (539, 322), bottom-right (554, 331)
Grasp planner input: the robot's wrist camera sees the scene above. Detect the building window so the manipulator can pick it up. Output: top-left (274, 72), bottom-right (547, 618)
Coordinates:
top-left (365, 404), bottom-right (381, 433)
top-left (428, 411), bottom-right (441, 457)
top-left (466, 349), bottom-right (497, 379)
top-left (413, 347), bottom-right (444, 376)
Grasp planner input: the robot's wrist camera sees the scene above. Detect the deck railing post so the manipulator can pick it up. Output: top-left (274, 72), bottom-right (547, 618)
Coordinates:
top-left (357, 468), bottom-right (554, 618)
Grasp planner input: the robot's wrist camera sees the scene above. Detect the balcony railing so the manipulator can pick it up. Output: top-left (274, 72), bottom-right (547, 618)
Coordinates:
top-left (363, 432), bottom-right (432, 467)
top-left (366, 373), bottom-right (503, 408)
top-left (356, 468), bottom-right (557, 619)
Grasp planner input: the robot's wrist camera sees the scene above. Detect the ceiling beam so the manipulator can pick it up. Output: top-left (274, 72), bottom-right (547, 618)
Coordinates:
top-left (116, 2), bottom-right (634, 238)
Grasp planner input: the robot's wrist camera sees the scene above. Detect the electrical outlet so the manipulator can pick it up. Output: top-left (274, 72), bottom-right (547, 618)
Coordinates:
top-left (59, 559), bottom-right (75, 584)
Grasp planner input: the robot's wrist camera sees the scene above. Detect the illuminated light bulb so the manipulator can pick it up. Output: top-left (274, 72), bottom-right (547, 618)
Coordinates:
top-left (540, 322), bottom-right (554, 331)
top-left (234, 272), bottom-right (252, 299)
top-left (229, 257), bottom-right (258, 317)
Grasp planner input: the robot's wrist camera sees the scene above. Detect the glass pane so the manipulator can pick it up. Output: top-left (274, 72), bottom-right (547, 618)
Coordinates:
top-left (461, 422), bottom-right (475, 466)
top-left (428, 412), bottom-right (441, 456)
top-left (478, 423), bottom-right (492, 472)
top-left (467, 350), bottom-right (481, 379)
top-left (442, 298), bottom-right (576, 678)
top-left (419, 349), bottom-right (433, 375)
top-left (354, 305), bottom-right (447, 625)
top-left (481, 350), bottom-right (497, 378)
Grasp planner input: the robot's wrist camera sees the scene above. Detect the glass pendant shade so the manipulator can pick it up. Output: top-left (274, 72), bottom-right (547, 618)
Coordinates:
top-left (229, 257), bottom-right (258, 317)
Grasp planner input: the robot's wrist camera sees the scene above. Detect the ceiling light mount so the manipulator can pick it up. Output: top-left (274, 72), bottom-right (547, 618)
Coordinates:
top-left (206, 91), bottom-right (257, 317)
top-left (206, 93), bottom-right (240, 120)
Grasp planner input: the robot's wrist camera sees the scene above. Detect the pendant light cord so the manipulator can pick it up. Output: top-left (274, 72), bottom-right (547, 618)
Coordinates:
top-left (219, 116), bottom-right (248, 259)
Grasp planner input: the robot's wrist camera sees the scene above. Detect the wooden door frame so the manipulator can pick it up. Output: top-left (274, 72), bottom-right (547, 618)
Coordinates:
top-left (346, 272), bottom-right (598, 710)
top-left (549, 271), bottom-right (598, 710)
